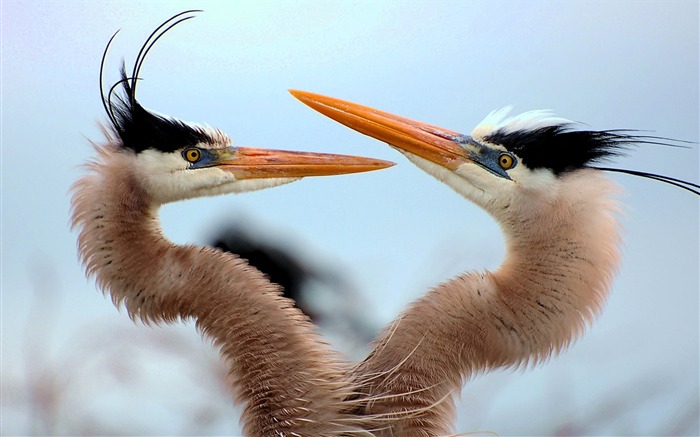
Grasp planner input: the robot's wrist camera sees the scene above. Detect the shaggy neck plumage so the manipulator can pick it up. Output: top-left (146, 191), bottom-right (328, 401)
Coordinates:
top-left (71, 144), bottom-right (359, 436)
top-left (351, 170), bottom-right (622, 436)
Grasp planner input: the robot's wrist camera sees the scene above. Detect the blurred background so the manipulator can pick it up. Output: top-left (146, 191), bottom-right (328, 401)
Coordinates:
top-left (2, 1), bottom-right (698, 435)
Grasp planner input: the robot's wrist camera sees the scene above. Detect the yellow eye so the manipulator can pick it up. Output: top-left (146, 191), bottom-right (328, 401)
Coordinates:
top-left (184, 148), bottom-right (201, 163)
top-left (499, 153), bottom-right (514, 170)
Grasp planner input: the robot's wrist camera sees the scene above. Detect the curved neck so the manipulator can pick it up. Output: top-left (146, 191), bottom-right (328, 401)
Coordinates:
top-left (353, 171), bottom-right (622, 435)
top-left (71, 147), bottom-right (358, 436)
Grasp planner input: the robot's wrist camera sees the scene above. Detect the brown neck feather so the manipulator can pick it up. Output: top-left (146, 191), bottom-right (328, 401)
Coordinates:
top-left (351, 171), bottom-right (622, 435)
top-left (71, 145), bottom-right (359, 436)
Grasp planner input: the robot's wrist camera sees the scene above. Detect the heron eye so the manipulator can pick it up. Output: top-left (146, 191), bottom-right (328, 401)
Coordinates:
top-left (499, 153), bottom-right (515, 170)
top-left (183, 148), bottom-right (201, 163)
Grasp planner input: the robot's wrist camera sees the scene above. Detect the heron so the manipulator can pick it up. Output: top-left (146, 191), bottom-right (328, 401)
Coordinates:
top-left (70, 12), bottom-right (394, 436)
top-left (290, 90), bottom-right (699, 435)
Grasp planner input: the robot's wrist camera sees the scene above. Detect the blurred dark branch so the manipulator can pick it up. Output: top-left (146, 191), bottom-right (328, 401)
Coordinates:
top-left (209, 223), bottom-right (378, 345)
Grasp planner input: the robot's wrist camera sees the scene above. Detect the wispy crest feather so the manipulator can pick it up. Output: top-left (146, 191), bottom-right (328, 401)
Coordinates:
top-left (99, 10), bottom-right (213, 154)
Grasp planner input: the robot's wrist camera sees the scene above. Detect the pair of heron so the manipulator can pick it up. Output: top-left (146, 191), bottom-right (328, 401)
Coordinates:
top-left (71, 11), bottom-right (698, 436)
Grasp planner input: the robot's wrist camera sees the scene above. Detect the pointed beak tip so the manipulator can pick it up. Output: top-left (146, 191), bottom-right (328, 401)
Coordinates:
top-left (288, 89), bottom-right (309, 102)
top-left (377, 159), bottom-right (397, 169)
top-left (339, 156), bottom-right (396, 174)
top-left (289, 90), bottom-right (332, 111)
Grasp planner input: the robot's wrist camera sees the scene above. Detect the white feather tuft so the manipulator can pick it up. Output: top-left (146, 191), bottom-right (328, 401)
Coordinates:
top-left (471, 107), bottom-right (573, 142)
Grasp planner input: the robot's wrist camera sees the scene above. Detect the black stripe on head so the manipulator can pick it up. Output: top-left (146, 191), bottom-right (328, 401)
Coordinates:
top-left (484, 124), bottom-right (634, 175)
top-left (110, 66), bottom-right (212, 154)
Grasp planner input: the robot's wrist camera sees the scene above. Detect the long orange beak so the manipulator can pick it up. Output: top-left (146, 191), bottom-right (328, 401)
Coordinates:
top-left (289, 90), bottom-right (472, 170)
top-left (210, 146), bottom-right (394, 180)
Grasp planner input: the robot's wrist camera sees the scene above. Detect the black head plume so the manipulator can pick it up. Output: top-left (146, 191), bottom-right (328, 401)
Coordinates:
top-left (484, 121), bottom-right (698, 195)
top-left (486, 124), bottom-right (640, 174)
top-left (99, 10), bottom-right (211, 153)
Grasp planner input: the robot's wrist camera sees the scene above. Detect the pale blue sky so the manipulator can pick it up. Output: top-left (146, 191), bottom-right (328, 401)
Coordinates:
top-left (2, 1), bottom-right (698, 434)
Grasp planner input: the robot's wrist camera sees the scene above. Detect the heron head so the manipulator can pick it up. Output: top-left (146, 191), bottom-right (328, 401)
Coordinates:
top-left (290, 90), bottom-right (697, 220)
top-left (97, 12), bottom-right (393, 206)
top-left (109, 94), bottom-right (392, 205)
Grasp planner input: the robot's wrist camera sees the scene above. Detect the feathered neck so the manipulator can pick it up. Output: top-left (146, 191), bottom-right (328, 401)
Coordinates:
top-left (351, 169), bottom-right (622, 436)
top-left (492, 169), bottom-right (622, 360)
top-left (70, 142), bottom-right (361, 435)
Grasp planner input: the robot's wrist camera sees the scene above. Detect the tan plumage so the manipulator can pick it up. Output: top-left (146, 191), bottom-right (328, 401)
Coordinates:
top-left (291, 90), bottom-right (698, 436)
top-left (71, 12), bottom-right (392, 436)
top-left (73, 11), bottom-right (699, 437)
top-left (71, 139), bottom-right (369, 436)
top-left (350, 171), bottom-right (621, 435)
